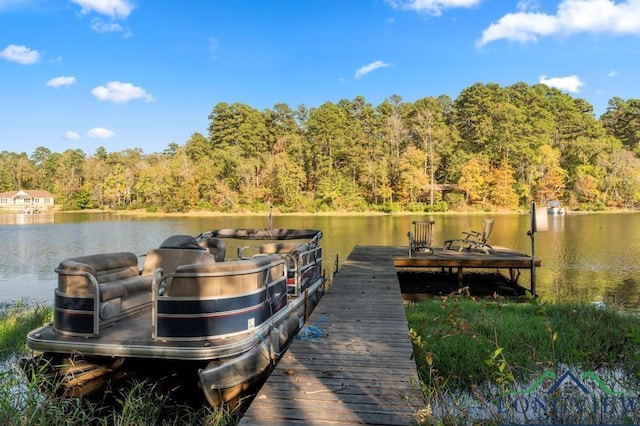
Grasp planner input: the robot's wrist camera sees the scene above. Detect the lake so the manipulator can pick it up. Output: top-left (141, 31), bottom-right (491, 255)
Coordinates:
top-left (1, 211), bottom-right (639, 309)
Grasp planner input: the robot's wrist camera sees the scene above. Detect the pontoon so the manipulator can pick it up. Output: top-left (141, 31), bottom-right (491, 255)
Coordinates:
top-left (24, 228), bottom-right (325, 406)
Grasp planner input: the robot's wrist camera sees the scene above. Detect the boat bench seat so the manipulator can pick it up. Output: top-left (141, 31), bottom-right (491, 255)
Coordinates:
top-left (55, 248), bottom-right (220, 328)
top-left (57, 252), bottom-right (154, 322)
top-left (57, 252), bottom-right (144, 300)
top-left (164, 255), bottom-right (284, 297)
top-left (99, 274), bottom-right (154, 301)
top-left (260, 243), bottom-right (310, 267)
top-left (142, 248), bottom-right (216, 277)
top-left (57, 249), bottom-right (219, 301)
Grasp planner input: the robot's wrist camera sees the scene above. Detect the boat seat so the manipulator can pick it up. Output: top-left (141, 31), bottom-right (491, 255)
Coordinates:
top-left (56, 252), bottom-right (154, 322)
top-left (99, 275), bottom-right (153, 301)
top-left (142, 248), bottom-right (216, 276)
top-left (57, 248), bottom-right (215, 302)
top-left (259, 242), bottom-right (308, 254)
top-left (164, 255), bottom-right (284, 297)
top-left (198, 237), bottom-right (227, 262)
top-left (55, 248), bottom-right (218, 329)
top-left (259, 243), bottom-right (309, 267)
top-left (57, 252), bottom-right (141, 297)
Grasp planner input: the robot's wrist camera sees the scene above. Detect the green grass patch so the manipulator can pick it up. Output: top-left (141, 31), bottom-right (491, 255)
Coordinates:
top-left (406, 296), bottom-right (640, 390)
top-left (0, 301), bottom-right (52, 361)
top-left (0, 365), bottom-right (237, 425)
top-left (406, 296), bottom-right (640, 424)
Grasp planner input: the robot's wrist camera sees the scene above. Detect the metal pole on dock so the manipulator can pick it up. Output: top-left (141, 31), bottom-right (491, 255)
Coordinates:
top-left (528, 201), bottom-right (548, 297)
top-left (529, 205), bottom-right (536, 296)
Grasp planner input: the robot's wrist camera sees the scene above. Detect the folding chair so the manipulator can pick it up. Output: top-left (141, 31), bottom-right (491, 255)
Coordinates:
top-left (408, 220), bottom-right (435, 257)
top-left (443, 218), bottom-right (494, 254)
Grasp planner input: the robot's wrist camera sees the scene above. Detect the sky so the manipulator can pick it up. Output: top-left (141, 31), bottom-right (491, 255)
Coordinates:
top-left (1, 0), bottom-right (639, 156)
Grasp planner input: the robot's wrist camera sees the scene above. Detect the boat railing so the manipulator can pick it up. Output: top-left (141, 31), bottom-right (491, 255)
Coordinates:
top-left (54, 268), bottom-right (103, 337)
top-left (287, 245), bottom-right (322, 296)
top-left (255, 242), bottom-right (322, 296)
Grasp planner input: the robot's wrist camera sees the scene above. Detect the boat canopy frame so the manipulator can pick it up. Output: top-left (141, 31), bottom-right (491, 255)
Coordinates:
top-left (197, 228), bottom-right (322, 243)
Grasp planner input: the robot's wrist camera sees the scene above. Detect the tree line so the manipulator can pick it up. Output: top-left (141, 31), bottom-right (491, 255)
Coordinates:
top-left (2, 82), bottom-right (640, 213)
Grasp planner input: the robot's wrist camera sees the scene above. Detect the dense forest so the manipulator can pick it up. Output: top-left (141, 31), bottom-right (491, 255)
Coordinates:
top-left (2, 82), bottom-right (640, 213)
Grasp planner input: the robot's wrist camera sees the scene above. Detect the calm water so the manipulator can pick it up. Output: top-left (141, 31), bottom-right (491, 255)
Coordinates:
top-left (1, 212), bottom-right (639, 309)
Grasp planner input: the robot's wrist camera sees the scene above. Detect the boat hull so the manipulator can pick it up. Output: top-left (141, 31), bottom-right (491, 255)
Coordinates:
top-left (199, 282), bottom-right (318, 406)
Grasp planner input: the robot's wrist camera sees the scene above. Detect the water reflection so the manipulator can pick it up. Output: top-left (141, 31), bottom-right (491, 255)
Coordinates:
top-left (0, 213), bottom-right (55, 225)
top-left (1, 212), bottom-right (639, 309)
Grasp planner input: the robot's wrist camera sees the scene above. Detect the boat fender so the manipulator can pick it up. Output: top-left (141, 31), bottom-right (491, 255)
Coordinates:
top-left (269, 328), bottom-right (281, 359)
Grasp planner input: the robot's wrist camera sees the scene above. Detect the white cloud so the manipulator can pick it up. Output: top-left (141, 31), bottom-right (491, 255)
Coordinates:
top-left (65, 131), bottom-right (80, 140)
top-left (354, 61), bottom-right (392, 79)
top-left (87, 128), bottom-right (115, 139)
top-left (478, 0), bottom-right (640, 46)
top-left (516, 0), bottom-right (540, 12)
top-left (385, 0), bottom-right (481, 16)
top-left (91, 19), bottom-right (123, 33)
top-left (90, 18), bottom-right (132, 37)
top-left (70, 0), bottom-right (134, 19)
top-left (0, 44), bottom-right (40, 65)
top-left (539, 75), bottom-right (585, 93)
top-left (71, 0), bottom-right (134, 36)
top-left (46, 76), bottom-right (76, 87)
top-left (91, 81), bottom-right (155, 103)
top-left (607, 69), bottom-right (619, 77)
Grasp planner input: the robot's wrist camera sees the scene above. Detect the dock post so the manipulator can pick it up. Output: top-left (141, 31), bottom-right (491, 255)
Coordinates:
top-left (528, 201), bottom-right (548, 297)
top-left (529, 218), bottom-right (536, 296)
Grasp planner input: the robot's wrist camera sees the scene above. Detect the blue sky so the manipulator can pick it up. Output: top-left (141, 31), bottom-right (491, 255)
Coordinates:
top-left (1, 0), bottom-right (639, 155)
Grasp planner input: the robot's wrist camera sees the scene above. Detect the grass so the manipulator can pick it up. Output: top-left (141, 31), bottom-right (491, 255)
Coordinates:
top-left (1, 364), bottom-right (237, 425)
top-left (5, 297), bottom-right (640, 424)
top-left (0, 301), bottom-right (52, 361)
top-left (406, 294), bottom-right (640, 424)
top-left (0, 302), bottom-right (238, 425)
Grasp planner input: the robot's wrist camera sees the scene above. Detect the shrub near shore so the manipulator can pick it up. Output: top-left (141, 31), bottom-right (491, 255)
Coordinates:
top-left (406, 295), bottom-right (640, 424)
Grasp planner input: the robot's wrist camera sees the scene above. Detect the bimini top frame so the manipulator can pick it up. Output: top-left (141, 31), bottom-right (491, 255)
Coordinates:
top-left (198, 228), bottom-right (321, 242)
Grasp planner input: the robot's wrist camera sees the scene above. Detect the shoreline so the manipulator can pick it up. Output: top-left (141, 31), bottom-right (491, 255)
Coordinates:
top-left (2, 207), bottom-right (638, 218)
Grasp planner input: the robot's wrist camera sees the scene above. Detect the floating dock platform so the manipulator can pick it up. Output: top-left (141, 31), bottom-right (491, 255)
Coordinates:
top-left (394, 246), bottom-right (540, 294)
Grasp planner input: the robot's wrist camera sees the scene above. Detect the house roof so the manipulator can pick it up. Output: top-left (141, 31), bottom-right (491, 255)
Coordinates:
top-left (0, 190), bottom-right (55, 198)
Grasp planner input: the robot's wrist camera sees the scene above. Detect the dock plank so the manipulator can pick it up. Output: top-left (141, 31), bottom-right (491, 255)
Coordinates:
top-left (240, 245), bottom-right (425, 425)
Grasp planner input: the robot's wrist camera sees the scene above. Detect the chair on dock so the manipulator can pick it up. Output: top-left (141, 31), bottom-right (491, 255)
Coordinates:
top-left (444, 218), bottom-right (494, 254)
top-left (408, 220), bottom-right (435, 257)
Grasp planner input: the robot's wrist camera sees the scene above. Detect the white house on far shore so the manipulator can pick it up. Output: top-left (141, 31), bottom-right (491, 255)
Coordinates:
top-left (0, 190), bottom-right (55, 212)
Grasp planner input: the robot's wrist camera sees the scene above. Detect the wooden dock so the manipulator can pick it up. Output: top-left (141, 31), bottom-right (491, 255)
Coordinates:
top-left (394, 246), bottom-right (540, 292)
top-left (239, 245), bottom-right (425, 426)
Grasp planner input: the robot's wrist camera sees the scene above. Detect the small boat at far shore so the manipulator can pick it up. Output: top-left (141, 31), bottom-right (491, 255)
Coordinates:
top-left (23, 227), bottom-right (325, 406)
top-left (547, 200), bottom-right (565, 215)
